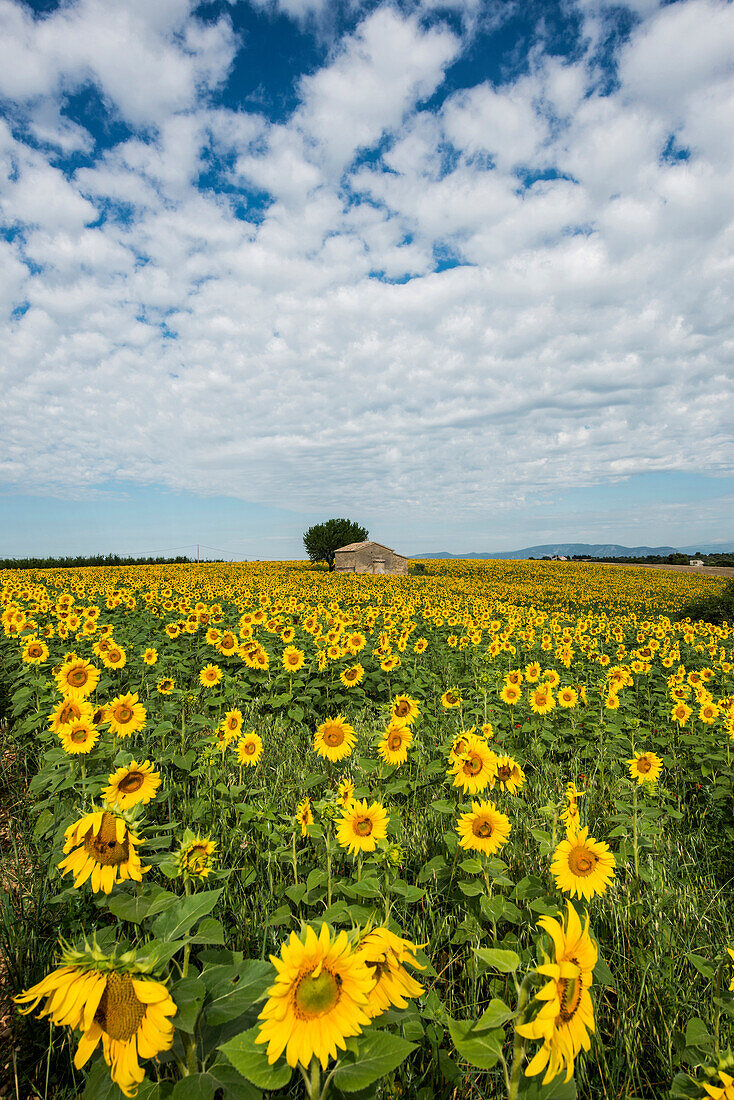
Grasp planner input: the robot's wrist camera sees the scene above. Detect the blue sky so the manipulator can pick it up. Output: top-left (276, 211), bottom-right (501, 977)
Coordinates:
top-left (1, 0), bottom-right (733, 559)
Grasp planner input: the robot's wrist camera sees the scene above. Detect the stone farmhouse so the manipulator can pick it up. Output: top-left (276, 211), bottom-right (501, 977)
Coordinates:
top-left (334, 541), bottom-right (409, 575)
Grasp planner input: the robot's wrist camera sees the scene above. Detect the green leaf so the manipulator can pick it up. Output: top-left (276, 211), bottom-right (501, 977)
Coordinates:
top-left (593, 957), bottom-right (615, 989)
top-left (332, 1032), bottom-right (416, 1092)
top-left (189, 918), bottom-right (225, 945)
top-left (448, 1018), bottom-right (503, 1069)
top-left (171, 976), bottom-right (206, 1033)
top-left (475, 947), bottom-right (520, 973)
top-left (459, 858), bottom-right (483, 874)
top-left (389, 882), bottom-right (425, 902)
top-left (685, 1017), bottom-right (714, 1052)
top-left (430, 799), bottom-right (456, 814)
top-left (475, 998), bottom-right (514, 1030)
top-left (686, 953), bottom-right (715, 981)
top-left (203, 960), bottom-right (273, 1025)
top-left (171, 1076), bottom-right (217, 1100)
top-left (152, 889), bottom-right (222, 942)
top-left (219, 1027), bottom-right (293, 1089)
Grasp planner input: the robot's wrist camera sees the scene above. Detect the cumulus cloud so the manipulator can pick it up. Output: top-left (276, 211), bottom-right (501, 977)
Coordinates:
top-left (1, 0), bottom-right (733, 539)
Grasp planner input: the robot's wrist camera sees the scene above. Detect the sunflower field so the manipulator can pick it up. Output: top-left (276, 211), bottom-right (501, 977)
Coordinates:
top-left (2, 559), bottom-right (734, 1100)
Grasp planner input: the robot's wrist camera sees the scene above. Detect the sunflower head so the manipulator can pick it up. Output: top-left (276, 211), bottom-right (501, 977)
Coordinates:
top-left (354, 927), bottom-right (425, 1018)
top-left (103, 760), bottom-right (161, 809)
top-left (336, 798), bottom-right (389, 856)
top-left (175, 829), bottom-right (217, 880)
top-left (58, 809), bottom-right (148, 894)
top-left (314, 716), bottom-right (357, 762)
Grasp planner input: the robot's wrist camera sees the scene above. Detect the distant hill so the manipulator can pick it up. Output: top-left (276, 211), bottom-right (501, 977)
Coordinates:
top-left (411, 543), bottom-right (681, 560)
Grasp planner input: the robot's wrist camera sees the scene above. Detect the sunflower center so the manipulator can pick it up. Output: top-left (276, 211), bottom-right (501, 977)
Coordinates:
top-left (244, 741), bottom-right (256, 755)
top-left (323, 728), bottom-right (345, 747)
top-left (636, 757), bottom-right (651, 774)
top-left (84, 813), bottom-right (129, 867)
top-left (118, 772), bottom-right (145, 794)
top-left (472, 818), bottom-right (493, 838)
top-left (395, 702), bottom-right (410, 717)
top-left (558, 973), bottom-right (582, 1023)
top-left (294, 968), bottom-right (342, 1019)
top-left (568, 844), bottom-right (598, 877)
top-left (354, 816), bottom-right (373, 837)
top-left (70, 727), bottom-right (89, 744)
top-left (464, 754), bottom-right (483, 776)
top-left (95, 973), bottom-right (146, 1042)
top-left (497, 765), bottom-right (512, 780)
top-left (68, 668), bottom-right (88, 687)
top-left (59, 703), bottom-right (81, 724)
top-left (445, 693), bottom-right (456, 705)
top-left (29, 645), bottom-right (42, 657)
top-left (185, 845), bottom-right (210, 872)
top-left (388, 733), bottom-right (403, 751)
top-left (114, 705), bottom-right (133, 724)
top-left (346, 669), bottom-right (358, 681)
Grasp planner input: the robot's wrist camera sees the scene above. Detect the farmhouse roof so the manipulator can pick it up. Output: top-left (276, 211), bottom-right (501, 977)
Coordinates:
top-left (335, 540), bottom-right (406, 558)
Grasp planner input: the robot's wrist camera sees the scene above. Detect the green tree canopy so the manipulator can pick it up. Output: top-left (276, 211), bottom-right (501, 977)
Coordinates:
top-left (303, 518), bottom-right (368, 570)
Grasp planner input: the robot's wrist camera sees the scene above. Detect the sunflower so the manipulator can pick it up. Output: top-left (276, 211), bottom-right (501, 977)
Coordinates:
top-left (441, 689), bottom-right (462, 709)
top-left (236, 731), bottom-right (263, 766)
top-left (222, 708), bottom-right (244, 735)
top-left (525, 661), bottom-right (541, 682)
top-left (256, 924), bottom-right (373, 1070)
top-left (340, 663), bottom-right (365, 688)
top-left (627, 751), bottom-right (662, 785)
top-left (517, 901), bottom-right (597, 1085)
top-left (450, 733), bottom-right (497, 795)
top-left (102, 646), bottom-right (127, 670)
top-left (22, 638), bottom-right (49, 665)
top-left (491, 755), bottom-right (526, 795)
top-left (314, 716), bottom-right (357, 762)
top-left (199, 664), bottom-right (223, 687)
top-left (500, 683), bottom-right (521, 705)
top-left (296, 797), bottom-right (313, 837)
top-left (448, 726), bottom-right (476, 764)
top-left (282, 646), bottom-right (305, 673)
top-left (55, 658), bottom-right (100, 699)
top-left (216, 631), bottom-right (239, 656)
top-left (671, 701), bottom-right (692, 727)
top-left (414, 638), bottom-right (428, 654)
top-left (49, 696), bottom-right (94, 735)
top-left (336, 798), bottom-right (389, 855)
top-left (337, 777), bottom-right (355, 809)
top-left (703, 1071), bottom-right (734, 1099)
top-left (530, 687), bottom-right (556, 715)
top-left (58, 811), bottom-right (147, 894)
top-left (142, 648), bottom-right (157, 665)
top-left (557, 687), bottom-right (578, 709)
top-left (13, 947), bottom-right (176, 1098)
top-left (456, 800), bottom-right (512, 855)
top-left (176, 830), bottom-right (217, 879)
top-left (378, 723), bottom-right (413, 766)
top-left (390, 695), bottom-right (420, 725)
top-left (381, 655), bottom-right (401, 671)
top-left (551, 826), bottom-right (616, 901)
top-left (157, 677), bottom-right (175, 695)
top-left (354, 928), bottom-right (425, 1018)
top-left (699, 702), bottom-right (720, 724)
top-left (103, 761), bottom-right (161, 809)
top-left (59, 720), bottom-right (100, 755)
top-left (106, 693), bottom-right (147, 738)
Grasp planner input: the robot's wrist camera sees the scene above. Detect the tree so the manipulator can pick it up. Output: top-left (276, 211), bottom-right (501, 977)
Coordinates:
top-left (303, 518), bottom-right (368, 571)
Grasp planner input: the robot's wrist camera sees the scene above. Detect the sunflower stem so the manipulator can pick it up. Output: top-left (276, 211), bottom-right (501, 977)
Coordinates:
top-left (507, 973), bottom-right (533, 1100)
top-left (632, 782), bottom-right (639, 880)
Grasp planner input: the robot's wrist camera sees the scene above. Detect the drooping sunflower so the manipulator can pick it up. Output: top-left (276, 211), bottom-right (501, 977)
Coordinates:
top-left (296, 797), bottom-right (313, 837)
top-left (106, 693), bottom-right (147, 738)
top-left (517, 901), bottom-right (598, 1085)
top-left (176, 830), bottom-right (217, 879)
top-left (13, 945), bottom-right (177, 1098)
top-left (550, 826), bottom-right (616, 901)
top-left (103, 761), bottom-right (161, 809)
top-left (340, 663), bottom-right (365, 688)
top-left (199, 664), bottom-right (223, 687)
top-left (627, 751), bottom-right (662, 786)
top-left (314, 716), bottom-right (357, 762)
top-left (336, 798), bottom-right (389, 855)
top-left (256, 924), bottom-right (374, 1070)
top-left (441, 689), bottom-right (462, 709)
top-left (236, 731), bottom-right (263, 767)
top-left (390, 695), bottom-right (420, 726)
top-left (58, 719), bottom-right (100, 755)
top-left (282, 646), bottom-right (305, 673)
top-left (58, 810), bottom-right (147, 894)
top-left (378, 723), bottom-right (413, 766)
top-left (55, 658), bottom-right (100, 700)
top-left (450, 733), bottom-right (497, 795)
top-left (456, 800), bottom-right (512, 855)
top-left (354, 928), bottom-right (425, 1018)
top-left (491, 755), bottom-right (526, 795)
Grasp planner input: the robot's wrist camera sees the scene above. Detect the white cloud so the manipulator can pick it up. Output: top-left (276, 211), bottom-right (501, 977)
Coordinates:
top-left (1, 0), bottom-right (733, 540)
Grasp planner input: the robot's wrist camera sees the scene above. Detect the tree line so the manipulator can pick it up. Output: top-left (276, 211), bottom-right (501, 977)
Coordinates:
top-left (0, 554), bottom-right (217, 570)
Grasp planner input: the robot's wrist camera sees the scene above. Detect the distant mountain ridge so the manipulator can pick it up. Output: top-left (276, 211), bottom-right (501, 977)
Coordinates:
top-left (413, 543), bottom-right (689, 560)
